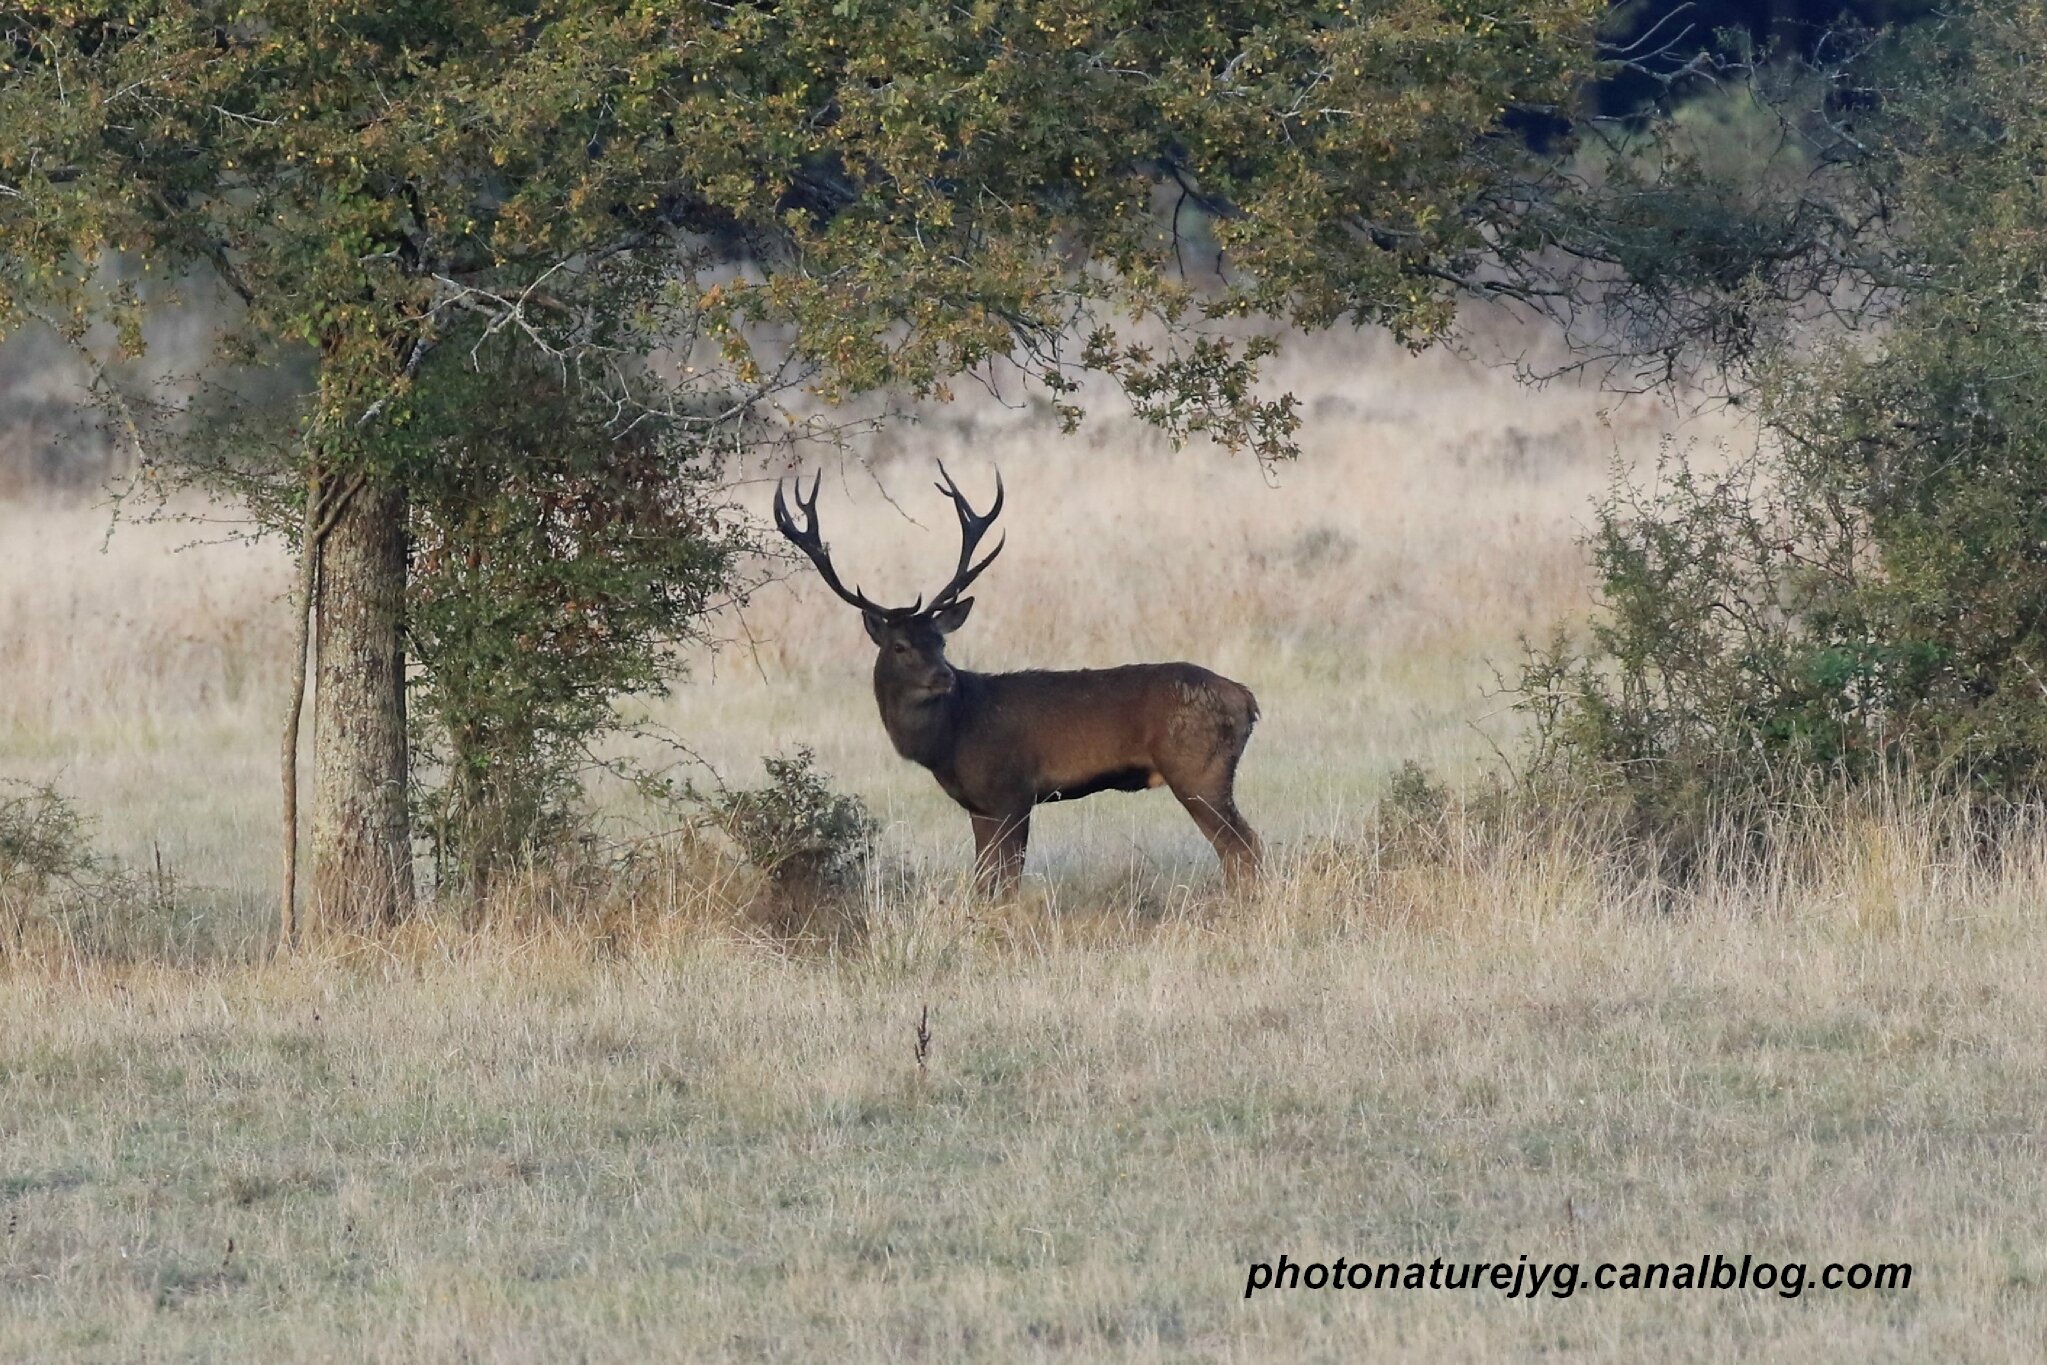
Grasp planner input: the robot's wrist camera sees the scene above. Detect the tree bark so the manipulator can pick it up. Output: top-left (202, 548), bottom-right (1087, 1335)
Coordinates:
top-left (309, 479), bottom-right (414, 931)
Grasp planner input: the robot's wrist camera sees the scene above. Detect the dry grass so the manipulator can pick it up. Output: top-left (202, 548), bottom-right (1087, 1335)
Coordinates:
top-left (4, 333), bottom-right (2042, 1359)
top-left (3, 850), bottom-right (2045, 1361)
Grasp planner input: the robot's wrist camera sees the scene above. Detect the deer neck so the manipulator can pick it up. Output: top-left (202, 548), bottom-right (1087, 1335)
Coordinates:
top-left (874, 670), bottom-right (967, 772)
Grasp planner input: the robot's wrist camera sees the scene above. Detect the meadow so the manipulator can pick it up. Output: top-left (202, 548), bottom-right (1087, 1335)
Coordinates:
top-left (3, 334), bottom-right (2043, 1360)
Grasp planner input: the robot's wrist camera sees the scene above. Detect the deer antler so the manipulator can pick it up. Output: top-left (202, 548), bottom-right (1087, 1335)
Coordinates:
top-left (773, 472), bottom-right (900, 616)
top-left (928, 461), bottom-right (1005, 609)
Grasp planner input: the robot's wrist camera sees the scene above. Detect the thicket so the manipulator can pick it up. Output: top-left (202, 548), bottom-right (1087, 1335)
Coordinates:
top-left (1520, 3), bottom-right (2047, 852)
top-left (390, 344), bottom-right (752, 897)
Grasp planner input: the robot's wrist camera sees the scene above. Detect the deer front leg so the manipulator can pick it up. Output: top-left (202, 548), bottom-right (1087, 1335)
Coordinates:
top-left (969, 810), bottom-right (1030, 898)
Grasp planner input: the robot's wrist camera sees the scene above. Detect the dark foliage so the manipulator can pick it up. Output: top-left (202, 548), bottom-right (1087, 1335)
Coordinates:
top-left (389, 341), bottom-right (752, 895)
top-left (1523, 3), bottom-right (2047, 845)
top-left (709, 748), bottom-right (878, 898)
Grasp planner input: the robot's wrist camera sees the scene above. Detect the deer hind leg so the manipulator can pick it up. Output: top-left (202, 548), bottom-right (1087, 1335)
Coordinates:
top-left (1164, 755), bottom-right (1262, 891)
top-left (969, 810), bottom-right (1031, 898)
top-left (1159, 676), bottom-right (1262, 890)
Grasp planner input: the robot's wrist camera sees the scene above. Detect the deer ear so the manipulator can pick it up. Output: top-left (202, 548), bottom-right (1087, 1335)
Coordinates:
top-left (930, 598), bottom-right (973, 634)
top-left (862, 611), bottom-right (888, 646)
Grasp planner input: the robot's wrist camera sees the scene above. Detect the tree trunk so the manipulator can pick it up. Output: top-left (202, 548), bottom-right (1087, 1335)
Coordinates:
top-left (309, 479), bottom-right (414, 931)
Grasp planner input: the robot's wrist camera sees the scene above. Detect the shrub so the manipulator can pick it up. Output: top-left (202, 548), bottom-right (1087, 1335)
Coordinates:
top-left (393, 339), bottom-right (753, 896)
top-left (1518, 6), bottom-right (2047, 849)
top-left (0, 782), bottom-right (177, 963)
top-left (0, 780), bottom-right (98, 896)
top-left (709, 749), bottom-right (878, 898)
top-left (1514, 437), bottom-right (1877, 846)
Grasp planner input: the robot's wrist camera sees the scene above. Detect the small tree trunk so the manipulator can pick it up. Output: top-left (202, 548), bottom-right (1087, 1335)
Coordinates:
top-left (309, 479), bottom-right (414, 931)
top-left (278, 477), bottom-right (319, 951)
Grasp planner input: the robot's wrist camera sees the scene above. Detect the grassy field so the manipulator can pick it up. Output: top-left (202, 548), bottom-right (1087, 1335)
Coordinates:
top-left (4, 335), bottom-right (2043, 1359)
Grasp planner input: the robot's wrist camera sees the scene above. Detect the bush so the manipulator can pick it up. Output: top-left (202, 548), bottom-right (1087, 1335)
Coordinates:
top-left (0, 782), bottom-right (178, 962)
top-left (1514, 437), bottom-right (1879, 848)
top-left (0, 780), bottom-right (99, 897)
top-left (1519, 5), bottom-right (2047, 852)
top-left (709, 749), bottom-right (878, 898)
top-left (392, 339), bottom-right (754, 896)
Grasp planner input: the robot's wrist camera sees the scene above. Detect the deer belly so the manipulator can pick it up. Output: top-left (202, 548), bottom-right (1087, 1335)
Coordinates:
top-left (1038, 766), bottom-right (1161, 802)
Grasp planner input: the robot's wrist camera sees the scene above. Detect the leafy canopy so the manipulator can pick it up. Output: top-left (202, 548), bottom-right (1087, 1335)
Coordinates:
top-left (2, 0), bottom-right (1598, 458)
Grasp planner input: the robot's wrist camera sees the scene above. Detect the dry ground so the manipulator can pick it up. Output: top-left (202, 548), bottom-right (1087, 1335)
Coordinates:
top-left (3, 335), bottom-right (2041, 1360)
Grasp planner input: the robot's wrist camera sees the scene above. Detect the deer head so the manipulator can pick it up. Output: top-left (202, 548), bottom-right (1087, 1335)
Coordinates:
top-left (773, 462), bottom-right (1005, 702)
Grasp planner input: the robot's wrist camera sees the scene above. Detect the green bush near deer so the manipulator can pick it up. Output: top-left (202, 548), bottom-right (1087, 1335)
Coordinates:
top-left (708, 748), bottom-right (879, 897)
top-left (391, 340), bottom-right (753, 897)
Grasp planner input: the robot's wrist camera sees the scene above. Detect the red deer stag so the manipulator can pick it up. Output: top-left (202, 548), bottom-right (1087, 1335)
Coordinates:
top-left (774, 463), bottom-right (1262, 894)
